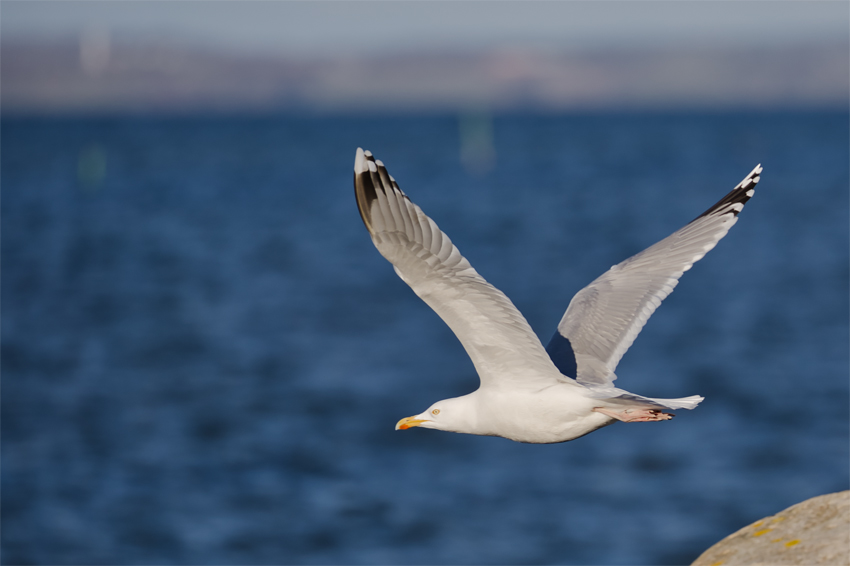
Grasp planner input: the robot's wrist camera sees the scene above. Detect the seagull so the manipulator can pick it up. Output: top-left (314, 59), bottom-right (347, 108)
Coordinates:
top-left (354, 148), bottom-right (761, 444)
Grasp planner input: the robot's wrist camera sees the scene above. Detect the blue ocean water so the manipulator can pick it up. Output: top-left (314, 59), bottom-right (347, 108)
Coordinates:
top-left (2, 111), bottom-right (848, 565)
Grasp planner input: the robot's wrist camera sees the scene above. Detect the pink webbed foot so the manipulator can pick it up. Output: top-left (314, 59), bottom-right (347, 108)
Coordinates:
top-left (593, 406), bottom-right (674, 423)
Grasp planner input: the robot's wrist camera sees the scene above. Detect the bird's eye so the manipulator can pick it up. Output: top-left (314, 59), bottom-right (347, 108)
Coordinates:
top-left (431, 409), bottom-right (440, 415)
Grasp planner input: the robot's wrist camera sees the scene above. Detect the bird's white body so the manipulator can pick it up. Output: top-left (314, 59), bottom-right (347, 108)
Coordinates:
top-left (440, 387), bottom-right (613, 444)
top-left (354, 147), bottom-right (762, 443)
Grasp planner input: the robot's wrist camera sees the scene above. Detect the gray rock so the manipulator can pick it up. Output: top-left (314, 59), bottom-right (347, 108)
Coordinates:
top-left (692, 491), bottom-right (849, 566)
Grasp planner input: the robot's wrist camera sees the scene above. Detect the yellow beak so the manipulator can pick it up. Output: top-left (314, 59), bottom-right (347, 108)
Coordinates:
top-left (395, 416), bottom-right (428, 430)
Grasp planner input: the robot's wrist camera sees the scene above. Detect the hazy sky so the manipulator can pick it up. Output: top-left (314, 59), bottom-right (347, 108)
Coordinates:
top-left (3, 1), bottom-right (848, 55)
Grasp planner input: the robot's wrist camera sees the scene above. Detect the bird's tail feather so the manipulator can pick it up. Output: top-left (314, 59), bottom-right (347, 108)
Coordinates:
top-left (586, 387), bottom-right (704, 411)
top-left (622, 393), bottom-right (704, 411)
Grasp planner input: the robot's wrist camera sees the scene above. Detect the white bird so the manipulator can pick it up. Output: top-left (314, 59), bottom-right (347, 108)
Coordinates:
top-left (354, 148), bottom-right (761, 444)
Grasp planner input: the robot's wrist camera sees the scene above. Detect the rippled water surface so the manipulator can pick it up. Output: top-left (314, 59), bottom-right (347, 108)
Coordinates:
top-left (3, 112), bottom-right (848, 565)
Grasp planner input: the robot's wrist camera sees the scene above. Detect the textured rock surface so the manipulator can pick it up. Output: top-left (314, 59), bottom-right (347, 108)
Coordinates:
top-left (692, 491), bottom-right (849, 565)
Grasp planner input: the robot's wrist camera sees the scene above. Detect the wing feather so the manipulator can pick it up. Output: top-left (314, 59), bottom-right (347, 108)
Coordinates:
top-left (553, 165), bottom-right (763, 386)
top-left (354, 148), bottom-right (564, 389)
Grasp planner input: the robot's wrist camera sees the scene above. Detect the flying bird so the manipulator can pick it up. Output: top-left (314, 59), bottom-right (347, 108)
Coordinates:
top-left (354, 148), bottom-right (761, 443)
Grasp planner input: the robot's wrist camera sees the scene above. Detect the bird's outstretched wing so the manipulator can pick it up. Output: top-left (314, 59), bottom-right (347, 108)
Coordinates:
top-left (547, 165), bottom-right (763, 386)
top-left (354, 148), bottom-right (564, 389)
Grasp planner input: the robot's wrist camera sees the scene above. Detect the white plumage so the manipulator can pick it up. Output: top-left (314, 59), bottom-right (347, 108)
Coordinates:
top-left (354, 148), bottom-right (762, 443)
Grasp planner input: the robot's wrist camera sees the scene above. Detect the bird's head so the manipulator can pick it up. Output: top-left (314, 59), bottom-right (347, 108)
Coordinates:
top-left (395, 396), bottom-right (477, 434)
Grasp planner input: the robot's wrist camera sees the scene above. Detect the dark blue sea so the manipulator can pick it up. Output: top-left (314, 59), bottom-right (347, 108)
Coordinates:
top-left (2, 111), bottom-right (848, 565)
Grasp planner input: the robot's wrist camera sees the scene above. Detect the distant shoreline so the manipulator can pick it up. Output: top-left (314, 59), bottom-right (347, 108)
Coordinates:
top-left (2, 39), bottom-right (847, 115)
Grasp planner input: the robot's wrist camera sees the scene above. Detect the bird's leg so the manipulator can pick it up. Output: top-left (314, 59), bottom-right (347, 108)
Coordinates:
top-left (593, 407), bottom-right (674, 422)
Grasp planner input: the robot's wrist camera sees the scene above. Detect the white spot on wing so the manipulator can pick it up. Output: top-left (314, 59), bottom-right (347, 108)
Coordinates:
top-left (354, 147), bottom-right (368, 174)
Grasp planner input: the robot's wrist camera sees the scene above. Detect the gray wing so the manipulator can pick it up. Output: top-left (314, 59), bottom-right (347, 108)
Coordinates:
top-left (354, 148), bottom-right (566, 389)
top-left (550, 165), bottom-right (763, 386)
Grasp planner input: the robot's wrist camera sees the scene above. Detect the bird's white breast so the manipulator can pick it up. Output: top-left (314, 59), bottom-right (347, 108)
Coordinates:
top-left (474, 384), bottom-right (615, 443)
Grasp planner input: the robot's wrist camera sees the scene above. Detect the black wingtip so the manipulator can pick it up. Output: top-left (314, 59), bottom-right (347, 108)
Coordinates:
top-left (695, 164), bottom-right (763, 221)
top-left (354, 148), bottom-right (379, 233)
top-left (353, 149), bottom-right (410, 234)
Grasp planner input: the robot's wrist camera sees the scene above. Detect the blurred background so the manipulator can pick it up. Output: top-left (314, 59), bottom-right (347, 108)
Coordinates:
top-left (2, 2), bottom-right (848, 565)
